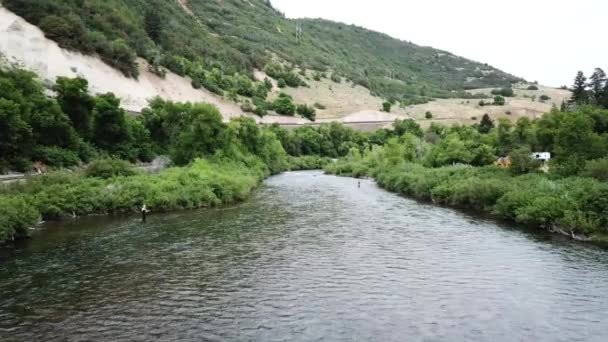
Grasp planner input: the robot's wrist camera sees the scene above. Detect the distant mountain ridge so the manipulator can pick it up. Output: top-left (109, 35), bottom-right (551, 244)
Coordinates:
top-left (1, 0), bottom-right (522, 101)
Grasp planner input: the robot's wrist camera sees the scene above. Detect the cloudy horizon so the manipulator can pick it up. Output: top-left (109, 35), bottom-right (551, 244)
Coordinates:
top-left (271, 0), bottom-right (607, 87)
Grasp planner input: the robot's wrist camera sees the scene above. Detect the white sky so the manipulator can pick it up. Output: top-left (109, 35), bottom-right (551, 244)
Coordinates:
top-left (270, 0), bottom-right (607, 87)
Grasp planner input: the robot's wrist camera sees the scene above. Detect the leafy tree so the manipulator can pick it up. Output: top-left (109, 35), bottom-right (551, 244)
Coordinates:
top-left (37, 14), bottom-right (86, 50)
top-left (496, 119), bottom-right (514, 155)
top-left (0, 99), bottom-right (32, 171)
top-left (393, 119), bottom-right (423, 138)
top-left (554, 112), bottom-right (605, 175)
top-left (54, 77), bottom-right (95, 139)
top-left (170, 104), bottom-right (228, 165)
top-left (570, 71), bottom-right (589, 106)
top-left (580, 158), bottom-right (608, 181)
top-left (92, 93), bottom-right (131, 154)
top-left (510, 146), bottom-right (540, 174)
top-left (382, 101), bottom-right (392, 112)
top-left (273, 94), bottom-right (296, 115)
top-left (491, 87), bottom-right (514, 97)
top-left (478, 114), bottom-right (494, 134)
top-left (85, 158), bottom-right (136, 179)
top-left (493, 95), bottom-right (505, 106)
top-left (296, 104), bottom-right (316, 121)
top-left (426, 133), bottom-right (474, 166)
top-left (105, 39), bottom-right (138, 78)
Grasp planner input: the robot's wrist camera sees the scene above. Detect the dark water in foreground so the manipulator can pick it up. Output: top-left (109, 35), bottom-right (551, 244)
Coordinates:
top-left (1, 171), bottom-right (608, 341)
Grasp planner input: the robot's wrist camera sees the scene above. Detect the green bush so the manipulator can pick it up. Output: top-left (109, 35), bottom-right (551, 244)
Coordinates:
top-left (527, 85), bottom-right (539, 90)
top-left (580, 158), bottom-right (608, 181)
top-left (539, 95), bottom-right (551, 101)
top-left (273, 94), bottom-right (296, 115)
top-left (277, 78), bottom-right (286, 88)
top-left (510, 146), bottom-right (540, 174)
top-left (330, 73), bottom-right (341, 83)
top-left (32, 146), bottom-right (81, 168)
top-left (85, 159), bottom-right (136, 179)
top-left (491, 87), bottom-right (515, 97)
top-left (494, 95), bottom-right (506, 106)
top-left (288, 156), bottom-right (331, 170)
top-left (314, 102), bottom-right (326, 110)
top-left (425, 111), bottom-right (433, 119)
top-left (382, 102), bottom-right (392, 112)
top-left (296, 104), bottom-right (316, 121)
top-left (0, 196), bottom-right (39, 242)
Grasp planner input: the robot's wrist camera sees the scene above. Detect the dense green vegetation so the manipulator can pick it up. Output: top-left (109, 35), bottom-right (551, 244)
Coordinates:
top-left (326, 75), bottom-right (608, 240)
top-left (2, 0), bottom-right (521, 102)
top-left (0, 65), bottom-right (391, 242)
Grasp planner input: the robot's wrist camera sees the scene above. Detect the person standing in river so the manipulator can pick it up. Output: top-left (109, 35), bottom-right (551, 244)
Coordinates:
top-left (141, 204), bottom-right (150, 223)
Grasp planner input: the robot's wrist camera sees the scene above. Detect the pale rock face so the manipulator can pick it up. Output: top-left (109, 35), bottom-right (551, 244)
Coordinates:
top-left (0, 5), bottom-right (248, 121)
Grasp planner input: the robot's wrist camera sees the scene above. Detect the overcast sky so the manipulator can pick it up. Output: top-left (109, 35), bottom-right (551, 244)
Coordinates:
top-left (271, 0), bottom-right (607, 87)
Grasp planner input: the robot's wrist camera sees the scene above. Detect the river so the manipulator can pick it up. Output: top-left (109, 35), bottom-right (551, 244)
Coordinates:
top-left (1, 171), bottom-right (607, 341)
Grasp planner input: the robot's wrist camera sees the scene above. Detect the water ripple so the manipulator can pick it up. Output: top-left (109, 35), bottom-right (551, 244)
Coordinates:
top-left (1, 171), bottom-right (608, 341)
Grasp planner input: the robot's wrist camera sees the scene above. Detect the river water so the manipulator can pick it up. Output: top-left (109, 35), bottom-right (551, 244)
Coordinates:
top-left (1, 171), bottom-right (607, 341)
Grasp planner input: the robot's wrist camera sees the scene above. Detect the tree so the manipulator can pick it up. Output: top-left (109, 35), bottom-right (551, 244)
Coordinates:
top-left (54, 77), bottom-right (95, 139)
top-left (92, 93), bottom-right (131, 154)
top-left (296, 104), bottom-right (316, 121)
top-left (570, 71), bottom-right (588, 105)
top-left (510, 146), bottom-right (540, 174)
top-left (144, 8), bottom-right (162, 43)
top-left (170, 104), bottom-right (228, 165)
top-left (554, 112), bottom-right (605, 175)
top-left (0, 99), bottom-right (32, 170)
top-left (393, 119), bottom-right (423, 138)
top-left (382, 101), bottom-right (392, 112)
top-left (493, 95), bottom-right (505, 106)
top-left (272, 94), bottom-right (296, 115)
top-left (496, 119), bottom-right (514, 155)
top-left (478, 114), bottom-right (494, 134)
top-left (589, 68), bottom-right (607, 105)
top-left (106, 39), bottom-right (138, 78)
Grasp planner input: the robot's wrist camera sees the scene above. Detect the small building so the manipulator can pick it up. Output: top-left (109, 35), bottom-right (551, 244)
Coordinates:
top-left (531, 152), bottom-right (551, 161)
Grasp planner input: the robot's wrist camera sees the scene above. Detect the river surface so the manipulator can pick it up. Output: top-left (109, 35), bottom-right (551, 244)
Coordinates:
top-left (1, 171), bottom-right (608, 341)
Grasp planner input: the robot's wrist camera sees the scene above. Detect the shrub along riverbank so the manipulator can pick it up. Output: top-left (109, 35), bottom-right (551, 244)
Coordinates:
top-left (0, 153), bottom-right (338, 243)
top-left (325, 150), bottom-right (608, 242)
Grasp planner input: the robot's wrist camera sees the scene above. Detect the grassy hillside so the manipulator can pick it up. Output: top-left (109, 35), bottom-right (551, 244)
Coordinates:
top-left (1, 0), bottom-right (522, 102)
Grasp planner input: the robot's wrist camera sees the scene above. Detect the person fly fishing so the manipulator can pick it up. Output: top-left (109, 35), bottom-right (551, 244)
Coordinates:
top-left (141, 204), bottom-right (150, 223)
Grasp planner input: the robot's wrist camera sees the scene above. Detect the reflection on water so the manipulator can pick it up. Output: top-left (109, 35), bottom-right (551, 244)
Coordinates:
top-left (1, 171), bottom-right (607, 341)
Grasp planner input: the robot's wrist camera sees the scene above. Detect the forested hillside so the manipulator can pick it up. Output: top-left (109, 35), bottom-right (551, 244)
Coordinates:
top-left (1, 0), bottom-right (522, 102)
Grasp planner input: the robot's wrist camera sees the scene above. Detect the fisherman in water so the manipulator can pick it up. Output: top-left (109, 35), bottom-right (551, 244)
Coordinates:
top-left (141, 204), bottom-right (150, 223)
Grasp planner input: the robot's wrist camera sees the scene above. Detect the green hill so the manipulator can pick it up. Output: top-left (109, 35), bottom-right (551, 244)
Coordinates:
top-left (2, 0), bottom-right (522, 101)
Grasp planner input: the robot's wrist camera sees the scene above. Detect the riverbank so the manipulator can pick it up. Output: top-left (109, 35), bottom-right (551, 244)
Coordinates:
top-left (325, 159), bottom-right (608, 242)
top-left (0, 154), bottom-right (334, 244)
top-left (0, 158), bottom-right (264, 243)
